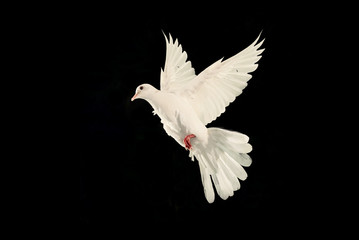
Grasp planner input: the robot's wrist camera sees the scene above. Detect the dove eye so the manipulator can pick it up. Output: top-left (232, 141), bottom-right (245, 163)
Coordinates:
top-left (139, 86), bottom-right (144, 90)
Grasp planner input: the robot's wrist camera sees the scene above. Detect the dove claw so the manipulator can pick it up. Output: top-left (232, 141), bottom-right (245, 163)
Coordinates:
top-left (184, 134), bottom-right (196, 150)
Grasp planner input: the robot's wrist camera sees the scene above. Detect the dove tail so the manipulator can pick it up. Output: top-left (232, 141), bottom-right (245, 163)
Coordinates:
top-left (194, 127), bottom-right (252, 203)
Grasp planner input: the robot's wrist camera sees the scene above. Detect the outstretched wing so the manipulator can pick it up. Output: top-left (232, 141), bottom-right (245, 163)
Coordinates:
top-left (160, 33), bottom-right (196, 92)
top-left (179, 32), bottom-right (265, 125)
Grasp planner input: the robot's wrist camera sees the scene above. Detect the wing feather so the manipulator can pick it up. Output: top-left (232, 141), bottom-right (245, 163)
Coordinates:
top-left (160, 33), bottom-right (196, 92)
top-left (179, 32), bottom-right (265, 125)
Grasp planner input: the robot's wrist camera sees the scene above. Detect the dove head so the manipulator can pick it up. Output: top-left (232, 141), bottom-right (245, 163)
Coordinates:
top-left (131, 84), bottom-right (158, 101)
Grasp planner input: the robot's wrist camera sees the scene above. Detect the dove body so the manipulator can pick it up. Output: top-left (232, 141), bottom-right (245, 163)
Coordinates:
top-left (133, 83), bottom-right (208, 147)
top-left (132, 32), bottom-right (264, 203)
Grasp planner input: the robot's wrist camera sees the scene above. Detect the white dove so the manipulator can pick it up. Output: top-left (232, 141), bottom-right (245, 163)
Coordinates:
top-left (131, 32), bottom-right (264, 203)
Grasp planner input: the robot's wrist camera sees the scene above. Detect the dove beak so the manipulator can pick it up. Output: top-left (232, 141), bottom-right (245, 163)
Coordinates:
top-left (131, 92), bottom-right (139, 101)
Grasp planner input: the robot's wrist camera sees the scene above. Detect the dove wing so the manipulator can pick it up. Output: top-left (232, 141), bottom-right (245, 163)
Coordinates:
top-left (179, 33), bottom-right (264, 125)
top-left (160, 33), bottom-right (196, 93)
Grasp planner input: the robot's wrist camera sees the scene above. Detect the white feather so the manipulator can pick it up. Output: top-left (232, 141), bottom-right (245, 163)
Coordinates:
top-left (160, 33), bottom-right (196, 92)
top-left (198, 158), bottom-right (215, 203)
top-left (178, 32), bottom-right (265, 125)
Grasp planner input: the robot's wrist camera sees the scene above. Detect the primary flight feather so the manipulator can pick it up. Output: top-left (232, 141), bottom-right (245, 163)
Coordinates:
top-left (131, 31), bottom-right (264, 203)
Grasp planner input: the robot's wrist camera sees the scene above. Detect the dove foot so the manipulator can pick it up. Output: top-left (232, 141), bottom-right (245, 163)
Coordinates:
top-left (184, 134), bottom-right (196, 150)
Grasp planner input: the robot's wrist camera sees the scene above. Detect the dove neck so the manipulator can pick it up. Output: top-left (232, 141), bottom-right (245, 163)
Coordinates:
top-left (146, 90), bottom-right (174, 112)
top-left (144, 88), bottom-right (161, 106)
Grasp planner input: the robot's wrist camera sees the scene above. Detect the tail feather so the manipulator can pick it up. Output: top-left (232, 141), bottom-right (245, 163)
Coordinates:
top-left (198, 157), bottom-right (215, 203)
top-left (218, 156), bottom-right (241, 190)
top-left (193, 127), bottom-right (252, 203)
top-left (218, 157), bottom-right (241, 191)
top-left (212, 168), bottom-right (233, 200)
top-left (223, 152), bottom-right (248, 180)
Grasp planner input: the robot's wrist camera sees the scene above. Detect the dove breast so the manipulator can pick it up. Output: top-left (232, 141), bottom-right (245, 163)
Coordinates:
top-left (146, 91), bottom-right (208, 146)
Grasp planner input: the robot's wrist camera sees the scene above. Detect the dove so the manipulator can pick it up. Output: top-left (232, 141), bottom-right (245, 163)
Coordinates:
top-left (131, 32), bottom-right (264, 203)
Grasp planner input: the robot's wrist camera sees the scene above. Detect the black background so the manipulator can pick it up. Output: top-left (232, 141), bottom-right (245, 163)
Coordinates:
top-left (77, 4), bottom-right (325, 233)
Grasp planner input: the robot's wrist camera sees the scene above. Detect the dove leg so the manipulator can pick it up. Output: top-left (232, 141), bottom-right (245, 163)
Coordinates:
top-left (184, 134), bottom-right (196, 150)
